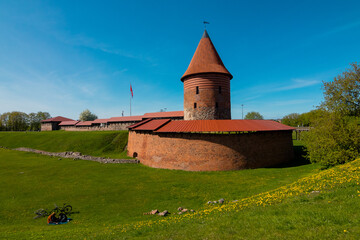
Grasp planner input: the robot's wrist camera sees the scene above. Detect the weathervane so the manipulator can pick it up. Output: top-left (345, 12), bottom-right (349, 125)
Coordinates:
top-left (203, 21), bottom-right (210, 29)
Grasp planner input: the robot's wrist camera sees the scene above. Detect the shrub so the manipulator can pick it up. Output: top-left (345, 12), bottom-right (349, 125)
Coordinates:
top-left (303, 113), bottom-right (360, 167)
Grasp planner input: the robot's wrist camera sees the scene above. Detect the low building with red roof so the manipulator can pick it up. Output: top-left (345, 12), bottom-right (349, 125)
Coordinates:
top-left (41, 112), bottom-right (185, 132)
top-left (41, 116), bottom-right (75, 131)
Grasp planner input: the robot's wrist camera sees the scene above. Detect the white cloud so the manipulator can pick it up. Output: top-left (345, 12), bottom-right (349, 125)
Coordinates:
top-left (272, 78), bottom-right (321, 92)
top-left (272, 99), bottom-right (315, 106)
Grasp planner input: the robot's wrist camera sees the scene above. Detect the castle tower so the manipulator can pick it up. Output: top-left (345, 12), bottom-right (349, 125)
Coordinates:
top-left (181, 30), bottom-right (233, 120)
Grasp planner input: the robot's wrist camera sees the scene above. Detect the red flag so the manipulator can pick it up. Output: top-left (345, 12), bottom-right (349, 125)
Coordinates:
top-left (130, 84), bottom-right (133, 98)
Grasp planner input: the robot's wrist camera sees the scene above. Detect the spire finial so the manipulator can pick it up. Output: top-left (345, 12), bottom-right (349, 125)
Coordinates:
top-left (203, 21), bottom-right (209, 29)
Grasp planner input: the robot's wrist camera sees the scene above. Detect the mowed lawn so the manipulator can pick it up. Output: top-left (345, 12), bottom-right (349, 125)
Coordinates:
top-left (0, 138), bottom-right (320, 239)
top-left (0, 131), bottom-right (130, 159)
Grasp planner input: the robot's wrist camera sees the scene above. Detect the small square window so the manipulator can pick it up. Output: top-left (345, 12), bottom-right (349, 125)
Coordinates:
top-left (194, 103), bottom-right (197, 108)
top-left (196, 86), bottom-right (199, 94)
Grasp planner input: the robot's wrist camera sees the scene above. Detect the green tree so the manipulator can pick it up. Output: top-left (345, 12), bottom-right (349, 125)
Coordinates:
top-left (244, 111), bottom-right (264, 120)
top-left (282, 110), bottom-right (326, 127)
top-left (322, 62), bottom-right (360, 116)
top-left (282, 113), bottom-right (301, 127)
top-left (303, 113), bottom-right (360, 166)
top-left (28, 111), bottom-right (51, 131)
top-left (304, 62), bottom-right (360, 166)
top-left (0, 112), bottom-right (10, 131)
top-left (79, 109), bottom-right (98, 121)
top-left (7, 112), bottom-right (29, 131)
top-left (0, 114), bottom-right (3, 131)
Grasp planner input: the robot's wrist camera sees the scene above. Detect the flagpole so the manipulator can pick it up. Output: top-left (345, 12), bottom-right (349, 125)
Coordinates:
top-left (130, 83), bottom-right (133, 116)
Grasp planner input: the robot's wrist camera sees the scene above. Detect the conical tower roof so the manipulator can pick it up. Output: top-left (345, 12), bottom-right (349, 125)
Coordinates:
top-left (181, 30), bottom-right (233, 81)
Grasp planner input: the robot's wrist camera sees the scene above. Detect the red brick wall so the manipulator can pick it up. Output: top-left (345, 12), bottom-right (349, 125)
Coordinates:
top-left (183, 73), bottom-right (231, 120)
top-left (128, 130), bottom-right (294, 171)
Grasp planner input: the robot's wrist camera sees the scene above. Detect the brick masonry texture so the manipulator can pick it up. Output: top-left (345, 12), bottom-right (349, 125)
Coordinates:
top-left (127, 130), bottom-right (294, 171)
top-left (183, 73), bottom-right (231, 120)
top-left (41, 122), bottom-right (58, 131)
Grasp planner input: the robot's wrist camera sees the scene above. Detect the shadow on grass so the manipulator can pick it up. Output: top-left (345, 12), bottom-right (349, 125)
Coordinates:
top-left (69, 211), bottom-right (80, 216)
top-left (268, 144), bottom-right (311, 168)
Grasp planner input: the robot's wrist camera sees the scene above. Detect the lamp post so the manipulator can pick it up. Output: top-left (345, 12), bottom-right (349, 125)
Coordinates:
top-left (241, 104), bottom-right (244, 119)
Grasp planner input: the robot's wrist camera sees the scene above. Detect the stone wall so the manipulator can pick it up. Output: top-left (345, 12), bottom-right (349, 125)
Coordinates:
top-left (59, 121), bottom-right (138, 131)
top-left (41, 122), bottom-right (58, 131)
top-left (128, 130), bottom-right (294, 171)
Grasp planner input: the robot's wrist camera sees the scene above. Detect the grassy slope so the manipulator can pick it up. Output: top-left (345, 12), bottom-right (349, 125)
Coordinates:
top-left (0, 147), bottom-right (320, 239)
top-left (135, 185), bottom-right (360, 240)
top-left (0, 131), bottom-right (129, 159)
top-left (126, 158), bottom-right (360, 239)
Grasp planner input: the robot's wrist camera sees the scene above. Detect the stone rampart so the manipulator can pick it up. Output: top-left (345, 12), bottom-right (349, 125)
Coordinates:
top-left (59, 122), bottom-right (138, 131)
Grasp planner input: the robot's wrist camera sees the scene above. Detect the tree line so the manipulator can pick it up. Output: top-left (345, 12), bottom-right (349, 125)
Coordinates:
top-left (0, 111), bottom-right (51, 131)
top-left (247, 63), bottom-right (360, 167)
top-left (282, 62), bottom-right (360, 167)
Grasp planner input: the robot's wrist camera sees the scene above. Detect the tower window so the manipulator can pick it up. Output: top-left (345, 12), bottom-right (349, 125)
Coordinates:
top-left (194, 103), bottom-right (197, 109)
top-left (219, 86), bottom-right (222, 94)
top-left (196, 86), bottom-right (199, 94)
top-left (216, 102), bottom-right (218, 108)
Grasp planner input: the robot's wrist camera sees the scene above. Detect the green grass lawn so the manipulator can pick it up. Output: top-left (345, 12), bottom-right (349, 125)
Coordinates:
top-left (0, 131), bottom-right (129, 159)
top-left (133, 183), bottom-right (360, 240)
top-left (125, 157), bottom-right (360, 239)
top-left (2, 131), bottom-right (356, 239)
top-left (0, 144), bottom-right (320, 239)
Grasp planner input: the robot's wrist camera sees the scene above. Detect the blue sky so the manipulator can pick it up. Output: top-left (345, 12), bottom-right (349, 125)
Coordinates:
top-left (1, 0), bottom-right (360, 120)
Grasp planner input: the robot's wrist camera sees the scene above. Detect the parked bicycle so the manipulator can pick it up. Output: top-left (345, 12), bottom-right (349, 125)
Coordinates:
top-left (33, 203), bottom-right (72, 219)
top-left (53, 203), bottom-right (72, 215)
top-left (33, 208), bottom-right (50, 219)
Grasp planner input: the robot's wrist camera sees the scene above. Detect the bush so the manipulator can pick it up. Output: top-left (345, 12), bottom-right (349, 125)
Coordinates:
top-left (303, 113), bottom-right (360, 167)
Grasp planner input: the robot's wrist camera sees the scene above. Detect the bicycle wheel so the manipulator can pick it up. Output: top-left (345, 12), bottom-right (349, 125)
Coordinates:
top-left (64, 205), bottom-right (72, 214)
top-left (33, 209), bottom-right (49, 219)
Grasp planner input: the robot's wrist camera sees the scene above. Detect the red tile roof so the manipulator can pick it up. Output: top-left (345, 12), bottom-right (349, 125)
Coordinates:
top-left (127, 118), bottom-right (153, 129)
top-left (154, 120), bottom-right (295, 133)
top-left (181, 30), bottom-right (232, 81)
top-left (92, 118), bottom-right (109, 124)
top-left (76, 121), bottom-right (93, 126)
top-left (132, 119), bottom-right (171, 131)
top-left (142, 111), bottom-right (184, 119)
top-left (58, 120), bottom-right (79, 126)
top-left (41, 116), bottom-right (74, 123)
top-left (107, 116), bottom-right (143, 122)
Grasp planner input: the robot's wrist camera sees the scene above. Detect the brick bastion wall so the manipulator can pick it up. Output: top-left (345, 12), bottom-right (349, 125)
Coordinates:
top-left (127, 130), bottom-right (294, 171)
